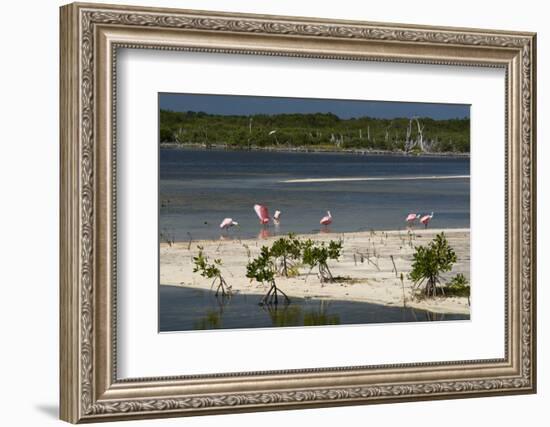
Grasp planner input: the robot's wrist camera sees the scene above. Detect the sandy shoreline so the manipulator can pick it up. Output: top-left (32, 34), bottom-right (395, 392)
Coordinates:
top-left (160, 228), bottom-right (470, 315)
top-left (160, 143), bottom-right (470, 159)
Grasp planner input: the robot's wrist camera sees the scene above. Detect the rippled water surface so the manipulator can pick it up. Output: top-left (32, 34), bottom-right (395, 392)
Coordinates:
top-left (159, 148), bottom-right (470, 241)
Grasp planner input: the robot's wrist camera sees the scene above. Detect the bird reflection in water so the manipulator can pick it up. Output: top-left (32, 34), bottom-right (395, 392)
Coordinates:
top-left (257, 228), bottom-right (271, 239)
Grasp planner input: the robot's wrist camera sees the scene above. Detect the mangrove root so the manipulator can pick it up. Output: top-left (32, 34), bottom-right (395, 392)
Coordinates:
top-left (259, 281), bottom-right (290, 306)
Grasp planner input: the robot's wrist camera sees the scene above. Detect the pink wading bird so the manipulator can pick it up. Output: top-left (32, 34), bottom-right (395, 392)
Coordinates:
top-left (254, 204), bottom-right (270, 225)
top-left (420, 212), bottom-right (434, 228)
top-left (405, 213), bottom-right (420, 227)
top-left (320, 211), bottom-right (333, 227)
top-left (219, 218), bottom-right (238, 230)
top-left (273, 209), bottom-right (282, 225)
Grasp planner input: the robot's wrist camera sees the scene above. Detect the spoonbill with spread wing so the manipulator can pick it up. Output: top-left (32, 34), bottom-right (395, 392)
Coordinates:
top-left (254, 204), bottom-right (270, 225)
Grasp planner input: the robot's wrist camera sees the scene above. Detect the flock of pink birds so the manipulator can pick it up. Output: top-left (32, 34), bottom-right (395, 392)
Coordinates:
top-left (220, 205), bottom-right (433, 231)
top-left (220, 204), bottom-right (333, 230)
top-left (406, 211), bottom-right (434, 228)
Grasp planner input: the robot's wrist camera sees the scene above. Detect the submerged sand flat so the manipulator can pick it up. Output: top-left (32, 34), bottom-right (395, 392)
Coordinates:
top-left (160, 228), bottom-right (470, 315)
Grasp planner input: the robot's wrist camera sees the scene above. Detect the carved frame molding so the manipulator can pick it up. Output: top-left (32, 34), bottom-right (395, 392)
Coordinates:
top-left (60, 2), bottom-right (536, 423)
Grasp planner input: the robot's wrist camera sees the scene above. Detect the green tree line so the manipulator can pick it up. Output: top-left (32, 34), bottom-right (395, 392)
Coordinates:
top-left (160, 109), bottom-right (470, 153)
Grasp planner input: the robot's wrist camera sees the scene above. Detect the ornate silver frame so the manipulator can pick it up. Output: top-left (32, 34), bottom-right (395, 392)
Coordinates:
top-left (60, 2), bottom-right (536, 423)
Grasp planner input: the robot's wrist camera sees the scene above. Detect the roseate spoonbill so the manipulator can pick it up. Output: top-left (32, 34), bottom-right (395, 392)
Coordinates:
top-left (406, 213), bottom-right (420, 226)
top-left (420, 212), bottom-right (434, 228)
top-left (219, 218), bottom-right (238, 230)
top-left (320, 211), bottom-right (333, 226)
top-left (273, 209), bottom-right (282, 226)
top-left (254, 204), bottom-right (270, 225)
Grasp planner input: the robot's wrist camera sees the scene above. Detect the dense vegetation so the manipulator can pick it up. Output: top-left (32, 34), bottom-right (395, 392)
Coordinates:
top-left (160, 109), bottom-right (470, 153)
top-left (242, 234), bottom-right (345, 305)
top-left (409, 233), bottom-right (457, 297)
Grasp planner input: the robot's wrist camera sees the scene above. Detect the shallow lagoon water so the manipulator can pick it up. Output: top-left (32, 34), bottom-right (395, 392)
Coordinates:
top-left (159, 285), bottom-right (470, 332)
top-left (159, 148), bottom-right (470, 241)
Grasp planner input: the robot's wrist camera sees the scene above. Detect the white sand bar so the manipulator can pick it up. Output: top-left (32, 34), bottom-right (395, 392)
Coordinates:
top-left (281, 175), bottom-right (470, 183)
top-left (160, 228), bottom-right (470, 315)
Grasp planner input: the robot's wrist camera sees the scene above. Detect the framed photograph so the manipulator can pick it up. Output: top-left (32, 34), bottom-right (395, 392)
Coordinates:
top-left (60, 2), bottom-right (537, 423)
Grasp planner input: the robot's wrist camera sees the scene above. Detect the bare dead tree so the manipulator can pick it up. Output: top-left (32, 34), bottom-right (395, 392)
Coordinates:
top-left (405, 117), bottom-right (426, 153)
top-left (405, 119), bottom-right (413, 150)
top-left (414, 117), bottom-right (425, 152)
top-left (173, 127), bottom-right (186, 144)
top-left (383, 121), bottom-right (394, 146)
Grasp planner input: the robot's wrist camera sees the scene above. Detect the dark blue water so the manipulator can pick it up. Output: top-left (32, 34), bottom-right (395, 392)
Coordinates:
top-left (159, 285), bottom-right (469, 332)
top-left (159, 148), bottom-right (469, 241)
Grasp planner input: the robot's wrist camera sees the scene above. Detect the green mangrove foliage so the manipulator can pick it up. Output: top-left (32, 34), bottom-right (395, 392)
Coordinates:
top-left (192, 246), bottom-right (232, 297)
top-left (446, 273), bottom-right (471, 298)
top-left (246, 246), bottom-right (290, 306)
top-left (270, 233), bottom-right (302, 277)
top-left (160, 109), bottom-right (470, 153)
top-left (408, 233), bottom-right (457, 297)
top-left (301, 239), bottom-right (343, 283)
